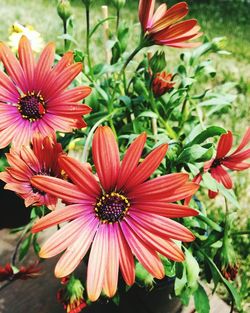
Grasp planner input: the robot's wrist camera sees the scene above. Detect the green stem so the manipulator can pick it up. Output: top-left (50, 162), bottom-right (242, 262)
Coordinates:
top-left (121, 44), bottom-right (143, 72)
top-left (116, 8), bottom-right (120, 31)
top-left (85, 5), bottom-right (94, 79)
top-left (63, 20), bottom-right (68, 51)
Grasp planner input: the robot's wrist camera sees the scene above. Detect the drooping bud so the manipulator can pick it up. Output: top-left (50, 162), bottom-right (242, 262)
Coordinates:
top-left (57, 276), bottom-right (87, 313)
top-left (149, 51), bottom-right (166, 74)
top-left (57, 0), bottom-right (72, 23)
top-left (152, 72), bottom-right (175, 97)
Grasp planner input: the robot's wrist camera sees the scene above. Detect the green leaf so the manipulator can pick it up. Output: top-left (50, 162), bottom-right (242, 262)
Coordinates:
top-left (185, 249), bottom-right (200, 292)
top-left (217, 184), bottom-right (240, 209)
top-left (194, 283), bottom-right (210, 313)
top-left (33, 234), bottom-right (41, 255)
top-left (186, 126), bottom-right (227, 147)
top-left (19, 234), bottom-right (32, 261)
top-left (177, 145), bottom-right (213, 163)
top-left (137, 111), bottom-right (158, 119)
top-left (203, 253), bottom-right (241, 309)
top-left (160, 256), bottom-right (176, 277)
top-left (202, 172), bottom-right (217, 192)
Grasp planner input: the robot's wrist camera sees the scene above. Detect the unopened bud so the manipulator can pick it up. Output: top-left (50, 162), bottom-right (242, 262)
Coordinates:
top-left (149, 51), bottom-right (166, 74)
top-left (57, 0), bottom-right (72, 22)
top-left (112, 0), bottom-right (126, 10)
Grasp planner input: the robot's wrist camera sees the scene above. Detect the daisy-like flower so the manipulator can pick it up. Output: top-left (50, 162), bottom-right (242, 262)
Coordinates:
top-left (0, 36), bottom-right (92, 149)
top-left (139, 1), bottom-right (202, 48)
top-left (185, 128), bottom-right (250, 202)
top-left (0, 134), bottom-right (63, 209)
top-left (206, 128), bottom-right (250, 198)
top-left (152, 72), bottom-right (175, 97)
top-left (8, 22), bottom-right (45, 53)
top-left (31, 126), bottom-right (199, 301)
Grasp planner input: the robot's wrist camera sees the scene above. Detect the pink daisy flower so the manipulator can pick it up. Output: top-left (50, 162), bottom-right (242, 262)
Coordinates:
top-left (31, 126), bottom-right (199, 301)
top-left (0, 36), bottom-right (92, 149)
top-left (0, 133), bottom-right (63, 209)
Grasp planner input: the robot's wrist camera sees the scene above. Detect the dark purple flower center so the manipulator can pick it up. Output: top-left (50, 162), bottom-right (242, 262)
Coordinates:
top-left (18, 92), bottom-right (46, 122)
top-left (95, 192), bottom-right (130, 223)
top-left (211, 158), bottom-right (222, 168)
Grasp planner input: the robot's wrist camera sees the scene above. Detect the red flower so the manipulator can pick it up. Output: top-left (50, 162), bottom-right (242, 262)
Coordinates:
top-left (31, 126), bottom-right (198, 301)
top-left (207, 128), bottom-right (250, 198)
top-left (0, 263), bottom-right (14, 282)
top-left (185, 128), bottom-right (250, 203)
top-left (15, 262), bottom-right (41, 280)
top-left (152, 72), bottom-right (175, 97)
top-left (139, 1), bottom-right (202, 48)
top-left (0, 134), bottom-right (63, 209)
top-left (0, 36), bottom-right (91, 149)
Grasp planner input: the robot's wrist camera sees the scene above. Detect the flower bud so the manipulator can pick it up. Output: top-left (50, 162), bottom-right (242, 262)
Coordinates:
top-left (82, 0), bottom-right (93, 8)
top-left (152, 72), bottom-right (175, 97)
top-left (149, 51), bottom-right (166, 74)
top-left (112, 0), bottom-right (126, 10)
top-left (57, 0), bottom-right (72, 22)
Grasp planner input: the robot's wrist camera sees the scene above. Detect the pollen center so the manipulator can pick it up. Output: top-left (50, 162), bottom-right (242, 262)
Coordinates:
top-left (18, 92), bottom-right (46, 122)
top-left (95, 192), bottom-right (130, 223)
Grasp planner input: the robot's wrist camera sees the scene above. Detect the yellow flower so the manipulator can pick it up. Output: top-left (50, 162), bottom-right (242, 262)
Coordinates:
top-left (8, 22), bottom-right (45, 53)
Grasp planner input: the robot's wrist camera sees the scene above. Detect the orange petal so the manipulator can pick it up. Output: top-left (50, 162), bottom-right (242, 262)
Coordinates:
top-left (18, 36), bottom-right (35, 89)
top-left (92, 126), bottom-right (120, 192)
top-left (59, 155), bottom-right (101, 197)
top-left (103, 224), bottom-right (120, 298)
top-left (53, 51), bottom-right (74, 74)
top-left (31, 175), bottom-right (94, 203)
top-left (161, 182), bottom-right (199, 202)
top-left (139, 0), bottom-right (155, 31)
top-left (116, 133), bottom-right (147, 191)
top-left (123, 143), bottom-right (168, 192)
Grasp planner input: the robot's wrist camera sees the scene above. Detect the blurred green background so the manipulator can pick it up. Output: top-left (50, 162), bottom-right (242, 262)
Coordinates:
top-left (0, 0), bottom-right (249, 311)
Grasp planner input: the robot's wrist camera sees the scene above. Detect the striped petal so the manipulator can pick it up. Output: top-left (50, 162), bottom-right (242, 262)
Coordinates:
top-left (130, 210), bottom-right (195, 242)
top-left (230, 127), bottom-right (250, 156)
top-left (127, 173), bottom-right (189, 200)
top-left (32, 204), bottom-right (91, 233)
top-left (216, 131), bottom-right (233, 159)
top-left (55, 216), bottom-right (99, 277)
top-left (59, 155), bottom-right (101, 197)
top-left (139, 0), bottom-right (155, 31)
top-left (123, 144), bottom-right (168, 192)
top-left (120, 221), bottom-right (164, 279)
top-left (92, 126), bottom-right (120, 192)
top-left (116, 133), bottom-right (147, 191)
top-left (103, 224), bottom-right (120, 298)
top-left (18, 36), bottom-right (35, 90)
top-left (214, 165), bottom-right (233, 189)
top-left (87, 224), bottom-right (109, 302)
top-left (159, 182), bottom-right (199, 202)
top-left (117, 224), bottom-right (135, 285)
top-left (31, 175), bottom-right (95, 203)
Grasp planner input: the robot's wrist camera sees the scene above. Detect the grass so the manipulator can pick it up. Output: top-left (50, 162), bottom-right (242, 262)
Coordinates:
top-left (0, 0), bottom-right (249, 311)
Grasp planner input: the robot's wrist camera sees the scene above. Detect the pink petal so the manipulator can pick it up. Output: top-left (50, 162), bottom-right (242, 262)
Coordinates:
top-left (130, 209), bottom-right (195, 242)
top-left (87, 224), bottom-right (109, 302)
top-left (125, 216), bottom-right (184, 261)
top-left (103, 224), bottom-right (120, 298)
top-left (55, 216), bottom-right (99, 277)
top-left (49, 86), bottom-right (92, 104)
top-left (120, 221), bottom-right (165, 279)
top-left (139, 0), bottom-right (155, 32)
top-left (116, 224), bottom-right (135, 286)
top-left (160, 182), bottom-right (199, 202)
top-left (32, 204), bottom-right (92, 233)
top-left (0, 42), bottom-right (27, 92)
